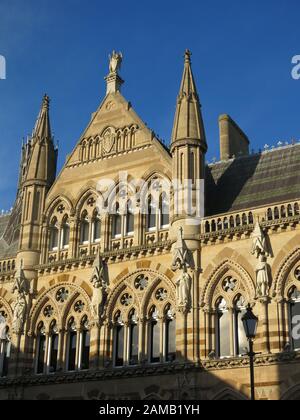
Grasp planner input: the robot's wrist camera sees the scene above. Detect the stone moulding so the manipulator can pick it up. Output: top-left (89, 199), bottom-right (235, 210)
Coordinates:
top-left (0, 352), bottom-right (299, 389)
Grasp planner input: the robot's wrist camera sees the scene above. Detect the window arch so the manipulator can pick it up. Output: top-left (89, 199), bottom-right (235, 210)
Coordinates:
top-left (125, 200), bottom-right (135, 237)
top-left (147, 196), bottom-right (157, 232)
top-left (49, 218), bottom-right (59, 251)
top-left (159, 192), bottom-right (170, 229)
top-left (66, 317), bottom-right (77, 372)
top-left (128, 309), bottom-right (139, 366)
top-left (113, 311), bottom-right (124, 367)
top-left (164, 305), bottom-right (176, 362)
top-left (79, 316), bottom-right (90, 370)
top-left (289, 287), bottom-right (300, 351)
top-left (80, 211), bottom-right (90, 244)
top-left (295, 203), bottom-right (300, 216)
top-left (149, 306), bottom-right (160, 363)
top-left (274, 207), bottom-right (280, 220)
top-left (112, 203), bottom-right (122, 238)
top-left (92, 210), bottom-right (101, 243)
top-left (36, 322), bottom-right (46, 374)
top-left (267, 208), bottom-right (273, 221)
top-left (48, 320), bottom-right (59, 374)
top-left (233, 295), bottom-right (248, 356)
top-left (61, 216), bottom-right (70, 249)
top-left (216, 298), bottom-right (231, 358)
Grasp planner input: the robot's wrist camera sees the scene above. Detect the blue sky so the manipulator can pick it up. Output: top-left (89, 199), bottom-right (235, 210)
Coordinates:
top-left (0, 0), bottom-right (300, 210)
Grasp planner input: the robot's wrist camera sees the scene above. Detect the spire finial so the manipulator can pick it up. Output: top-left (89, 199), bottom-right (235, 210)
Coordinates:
top-left (185, 49), bottom-right (192, 64)
top-left (42, 94), bottom-right (50, 110)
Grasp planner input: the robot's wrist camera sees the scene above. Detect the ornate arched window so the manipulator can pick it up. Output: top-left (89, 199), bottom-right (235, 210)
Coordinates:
top-left (216, 298), bottom-right (231, 358)
top-left (230, 216), bottom-right (235, 228)
top-left (164, 305), bottom-right (176, 362)
top-left (242, 213), bottom-right (247, 226)
top-left (205, 221), bottom-right (210, 233)
top-left (236, 215), bottom-right (241, 227)
top-left (112, 203), bottom-right (122, 238)
top-left (61, 216), bottom-right (70, 249)
top-left (80, 211), bottom-right (90, 244)
top-left (66, 317), bottom-right (77, 372)
top-left (289, 287), bottom-right (300, 351)
top-left (295, 203), bottom-right (300, 216)
top-left (0, 315), bottom-right (10, 378)
top-left (49, 320), bottom-right (59, 374)
top-left (233, 296), bottom-right (248, 356)
top-left (49, 218), bottom-right (59, 251)
top-left (147, 196), bottom-right (157, 232)
top-left (274, 207), bottom-right (280, 220)
top-left (36, 322), bottom-right (46, 374)
top-left (267, 208), bottom-right (273, 221)
top-left (79, 316), bottom-right (90, 370)
top-left (113, 311), bottom-right (124, 367)
top-left (248, 212), bottom-right (254, 225)
top-left (223, 218), bottom-right (229, 230)
top-left (92, 211), bottom-right (101, 243)
top-left (125, 200), bottom-right (135, 237)
top-left (128, 309), bottom-right (138, 366)
top-left (288, 204), bottom-right (293, 217)
top-left (159, 192), bottom-right (169, 229)
top-left (149, 306), bottom-right (160, 363)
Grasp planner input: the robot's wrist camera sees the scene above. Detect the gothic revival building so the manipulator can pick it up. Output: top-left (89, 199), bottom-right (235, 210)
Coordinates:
top-left (0, 50), bottom-right (300, 400)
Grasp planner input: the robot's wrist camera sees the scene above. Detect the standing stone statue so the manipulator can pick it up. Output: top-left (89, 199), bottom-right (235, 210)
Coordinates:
top-left (256, 254), bottom-right (270, 298)
top-left (109, 51), bottom-right (123, 74)
top-left (176, 265), bottom-right (192, 313)
top-left (172, 228), bottom-right (193, 313)
top-left (90, 251), bottom-right (109, 318)
top-left (0, 314), bottom-right (7, 340)
top-left (251, 221), bottom-right (268, 258)
top-left (11, 261), bottom-right (29, 334)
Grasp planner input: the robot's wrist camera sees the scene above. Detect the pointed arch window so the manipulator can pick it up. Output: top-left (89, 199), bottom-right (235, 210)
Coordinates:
top-left (49, 218), bottom-right (59, 251)
top-left (0, 319), bottom-right (10, 378)
top-left (164, 305), bottom-right (176, 362)
top-left (79, 316), bottom-right (90, 370)
top-left (67, 318), bottom-right (77, 372)
top-left (112, 203), bottom-right (122, 238)
top-left (80, 212), bottom-right (90, 244)
top-left (147, 196), bottom-right (157, 232)
top-left (128, 309), bottom-right (139, 366)
top-left (216, 298), bottom-right (231, 358)
top-left (36, 322), bottom-right (46, 374)
top-left (289, 287), bottom-right (300, 351)
top-left (49, 321), bottom-right (59, 374)
top-left (61, 216), bottom-right (70, 249)
top-left (92, 211), bottom-right (101, 243)
top-left (125, 200), bottom-right (135, 237)
top-left (113, 311), bottom-right (124, 367)
top-left (233, 296), bottom-right (248, 356)
top-left (160, 193), bottom-right (170, 229)
top-left (149, 307), bottom-right (160, 363)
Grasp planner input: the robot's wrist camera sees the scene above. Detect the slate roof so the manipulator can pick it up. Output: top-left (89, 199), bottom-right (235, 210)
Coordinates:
top-left (206, 143), bottom-right (300, 216)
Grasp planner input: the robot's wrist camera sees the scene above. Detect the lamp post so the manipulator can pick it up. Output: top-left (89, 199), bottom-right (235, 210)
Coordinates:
top-left (242, 305), bottom-right (258, 401)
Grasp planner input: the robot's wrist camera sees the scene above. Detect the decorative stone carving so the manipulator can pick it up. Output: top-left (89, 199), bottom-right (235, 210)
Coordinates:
top-left (109, 51), bottom-right (123, 74)
top-left (90, 251), bottom-right (109, 319)
top-left (172, 228), bottom-right (193, 314)
top-left (11, 262), bottom-right (29, 334)
top-left (176, 266), bottom-right (192, 314)
top-left (251, 222), bottom-right (268, 258)
top-left (222, 276), bottom-right (237, 293)
top-left (256, 254), bottom-right (270, 298)
top-left (0, 314), bottom-right (6, 340)
top-left (102, 127), bottom-right (116, 155)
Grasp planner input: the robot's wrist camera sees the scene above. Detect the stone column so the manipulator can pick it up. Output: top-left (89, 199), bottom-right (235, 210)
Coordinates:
top-left (89, 321), bottom-right (100, 370)
top-left (258, 299), bottom-right (270, 354)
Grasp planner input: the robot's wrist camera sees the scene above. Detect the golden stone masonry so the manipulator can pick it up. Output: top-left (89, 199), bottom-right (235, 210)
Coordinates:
top-left (0, 50), bottom-right (300, 400)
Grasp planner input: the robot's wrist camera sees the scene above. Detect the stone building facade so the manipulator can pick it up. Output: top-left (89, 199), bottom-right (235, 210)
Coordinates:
top-left (0, 50), bottom-right (300, 400)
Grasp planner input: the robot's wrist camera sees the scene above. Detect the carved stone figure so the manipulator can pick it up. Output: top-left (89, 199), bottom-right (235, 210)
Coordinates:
top-left (256, 254), bottom-right (270, 298)
top-left (0, 314), bottom-right (6, 340)
top-left (11, 261), bottom-right (30, 334)
top-left (251, 222), bottom-right (268, 258)
top-left (90, 251), bottom-right (109, 318)
top-left (176, 265), bottom-right (192, 313)
top-left (171, 227), bottom-right (194, 271)
top-left (109, 51), bottom-right (123, 74)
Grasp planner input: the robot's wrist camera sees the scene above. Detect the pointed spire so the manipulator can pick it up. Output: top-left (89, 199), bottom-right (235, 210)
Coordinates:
top-left (171, 50), bottom-right (207, 150)
top-left (32, 94), bottom-right (52, 142)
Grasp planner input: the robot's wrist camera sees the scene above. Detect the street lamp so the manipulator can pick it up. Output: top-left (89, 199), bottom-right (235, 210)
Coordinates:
top-left (242, 305), bottom-right (259, 401)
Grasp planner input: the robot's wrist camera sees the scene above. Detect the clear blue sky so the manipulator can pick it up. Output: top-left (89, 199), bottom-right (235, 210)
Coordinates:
top-left (0, 0), bottom-right (300, 210)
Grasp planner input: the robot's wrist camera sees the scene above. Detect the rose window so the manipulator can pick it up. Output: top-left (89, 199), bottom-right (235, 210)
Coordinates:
top-left (134, 274), bottom-right (149, 291)
top-left (74, 300), bottom-right (85, 313)
top-left (120, 293), bottom-right (133, 307)
top-left (56, 288), bottom-right (69, 303)
top-left (155, 288), bottom-right (168, 302)
top-left (222, 277), bottom-right (237, 293)
top-left (294, 267), bottom-right (300, 281)
top-left (43, 305), bottom-right (54, 318)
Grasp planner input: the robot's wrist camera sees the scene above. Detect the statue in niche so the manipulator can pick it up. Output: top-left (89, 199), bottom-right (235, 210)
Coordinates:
top-left (109, 51), bottom-right (123, 74)
top-left (90, 251), bottom-right (109, 318)
top-left (172, 228), bottom-right (193, 313)
top-left (255, 254), bottom-right (270, 298)
top-left (0, 314), bottom-right (7, 340)
top-left (176, 265), bottom-right (192, 313)
top-left (11, 261), bottom-right (29, 334)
